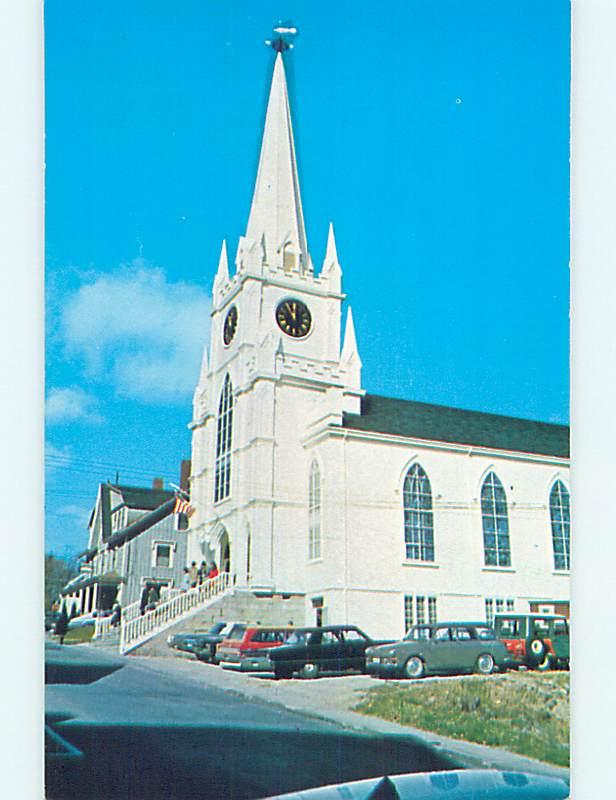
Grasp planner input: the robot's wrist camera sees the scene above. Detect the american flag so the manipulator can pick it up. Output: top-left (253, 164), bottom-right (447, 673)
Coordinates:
top-left (173, 497), bottom-right (195, 517)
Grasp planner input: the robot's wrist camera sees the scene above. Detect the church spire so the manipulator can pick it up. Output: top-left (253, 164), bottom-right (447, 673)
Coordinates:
top-left (214, 240), bottom-right (229, 287)
top-left (244, 52), bottom-right (309, 273)
top-left (341, 307), bottom-right (361, 365)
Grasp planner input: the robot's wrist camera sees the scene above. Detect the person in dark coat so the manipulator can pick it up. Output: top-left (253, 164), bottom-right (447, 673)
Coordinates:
top-left (146, 585), bottom-right (158, 611)
top-left (110, 602), bottom-right (122, 627)
top-left (139, 585), bottom-right (149, 616)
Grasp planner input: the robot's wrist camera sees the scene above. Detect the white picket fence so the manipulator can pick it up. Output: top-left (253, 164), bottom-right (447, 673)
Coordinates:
top-left (119, 572), bottom-right (233, 654)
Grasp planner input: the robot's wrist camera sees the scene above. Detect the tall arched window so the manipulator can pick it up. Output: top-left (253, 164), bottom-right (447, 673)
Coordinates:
top-left (214, 375), bottom-right (233, 503)
top-left (550, 480), bottom-right (570, 570)
top-left (403, 464), bottom-right (434, 561)
top-left (308, 461), bottom-right (321, 560)
top-left (481, 472), bottom-right (511, 567)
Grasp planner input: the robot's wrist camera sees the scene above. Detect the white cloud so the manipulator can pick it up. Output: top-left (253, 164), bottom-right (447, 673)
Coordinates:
top-left (60, 259), bottom-right (211, 403)
top-left (46, 387), bottom-right (103, 424)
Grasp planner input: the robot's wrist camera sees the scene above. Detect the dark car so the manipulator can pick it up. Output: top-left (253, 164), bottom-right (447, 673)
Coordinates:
top-left (366, 622), bottom-right (509, 679)
top-left (167, 621), bottom-right (228, 660)
top-left (269, 625), bottom-right (392, 679)
top-left (493, 613), bottom-right (570, 671)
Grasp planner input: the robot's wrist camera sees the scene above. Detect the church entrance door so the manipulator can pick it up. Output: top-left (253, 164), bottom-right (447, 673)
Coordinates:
top-left (220, 531), bottom-right (231, 574)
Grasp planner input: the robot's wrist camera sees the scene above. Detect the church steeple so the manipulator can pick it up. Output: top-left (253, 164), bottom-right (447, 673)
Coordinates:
top-left (243, 52), bottom-right (309, 273)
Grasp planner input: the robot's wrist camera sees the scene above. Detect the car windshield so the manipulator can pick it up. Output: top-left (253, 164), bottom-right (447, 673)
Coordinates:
top-left (496, 617), bottom-right (525, 637)
top-left (209, 622), bottom-right (225, 634)
top-left (474, 626), bottom-right (496, 640)
top-left (227, 624), bottom-right (246, 641)
top-left (283, 631), bottom-right (307, 645)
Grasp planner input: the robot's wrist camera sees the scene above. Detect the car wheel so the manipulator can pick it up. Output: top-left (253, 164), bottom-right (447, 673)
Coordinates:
top-left (299, 663), bottom-right (320, 679)
top-left (528, 638), bottom-right (546, 667)
top-left (274, 666), bottom-right (293, 680)
top-left (475, 653), bottom-right (495, 675)
top-left (404, 656), bottom-right (425, 679)
top-left (537, 653), bottom-right (554, 672)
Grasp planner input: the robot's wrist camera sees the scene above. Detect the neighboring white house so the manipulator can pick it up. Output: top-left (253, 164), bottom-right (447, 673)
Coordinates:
top-left (186, 52), bottom-right (570, 640)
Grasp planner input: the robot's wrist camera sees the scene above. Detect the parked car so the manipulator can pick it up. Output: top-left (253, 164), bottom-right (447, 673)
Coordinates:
top-left (366, 622), bottom-right (509, 679)
top-left (167, 622), bottom-right (227, 659)
top-left (493, 613), bottom-right (570, 671)
top-left (216, 624), bottom-right (294, 672)
top-left (269, 625), bottom-right (393, 679)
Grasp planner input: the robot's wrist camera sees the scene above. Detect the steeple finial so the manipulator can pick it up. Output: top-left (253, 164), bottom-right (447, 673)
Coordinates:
top-left (245, 27), bottom-right (309, 272)
top-left (265, 22), bottom-right (298, 53)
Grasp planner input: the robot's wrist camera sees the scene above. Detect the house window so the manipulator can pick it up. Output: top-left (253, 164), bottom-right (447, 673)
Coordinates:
top-left (481, 471), bottom-right (511, 566)
top-left (152, 542), bottom-right (174, 568)
top-left (550, 480), bottom-right (570, 571)
top-left (403, 464), bottom-right (434, 561)
top-left (308, 461), bottom-right (321, 560)
top-left (214, 374), bottom-right (234, 503)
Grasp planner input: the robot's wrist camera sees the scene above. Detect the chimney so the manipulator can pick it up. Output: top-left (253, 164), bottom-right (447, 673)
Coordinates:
top-left (152, 477), bottom-right (164, 490)
top-left (180, 460), bottom-right (191, 493)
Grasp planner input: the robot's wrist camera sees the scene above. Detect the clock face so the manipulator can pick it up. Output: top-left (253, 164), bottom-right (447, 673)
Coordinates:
top-left (223, 305), bottom-right (238, 346)
top-left (276, 298), bottom-right (312, 338)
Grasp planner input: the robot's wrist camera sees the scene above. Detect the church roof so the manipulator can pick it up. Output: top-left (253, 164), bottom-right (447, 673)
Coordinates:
top-left (342, 394), bottom-right (569, 458)
top-left (106, 497), bottom-right (176, 550)
top-left (111, 485), bottom-right (175, 511)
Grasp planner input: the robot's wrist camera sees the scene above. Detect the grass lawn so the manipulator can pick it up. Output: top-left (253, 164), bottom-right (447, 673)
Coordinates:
top-left (62, 624), bottom-right (95, 644)
top-left (354, 671), bottom-right (569, 767)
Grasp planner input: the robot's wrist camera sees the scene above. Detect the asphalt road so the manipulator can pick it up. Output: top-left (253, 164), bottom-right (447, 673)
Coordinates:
top-left (45, 643), bottom-right (455, 800)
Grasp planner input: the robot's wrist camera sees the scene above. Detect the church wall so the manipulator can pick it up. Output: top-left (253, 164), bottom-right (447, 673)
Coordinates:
top-left (298, 433), bottom-right (569, 636)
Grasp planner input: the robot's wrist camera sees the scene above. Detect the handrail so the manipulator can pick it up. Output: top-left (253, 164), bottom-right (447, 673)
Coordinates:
top-left (93, 597), bottom-right (141, 639)
top-left (119, 572), bottom-right (233, 654)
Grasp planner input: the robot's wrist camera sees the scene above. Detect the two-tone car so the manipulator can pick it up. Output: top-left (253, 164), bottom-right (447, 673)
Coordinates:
top-left (366, 622), bottom-right (509, 679)
top-left (216, 624), bottom-right (294, 672)
top-left (269, 625), bottom-right (393, 679)
top-left (493, 613), bottom-right (570, 671)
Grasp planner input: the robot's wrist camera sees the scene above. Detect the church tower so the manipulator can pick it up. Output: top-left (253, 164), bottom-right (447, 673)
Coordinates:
top-left (188, 43), bottom-right (363, 594)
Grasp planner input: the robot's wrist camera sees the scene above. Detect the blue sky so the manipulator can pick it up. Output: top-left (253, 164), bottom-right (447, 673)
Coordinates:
top-left (45, 0), bottom-right (570, 557)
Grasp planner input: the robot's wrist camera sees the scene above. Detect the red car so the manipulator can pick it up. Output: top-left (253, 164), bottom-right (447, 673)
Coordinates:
top-left (216, 624), bottom-right (293, 672)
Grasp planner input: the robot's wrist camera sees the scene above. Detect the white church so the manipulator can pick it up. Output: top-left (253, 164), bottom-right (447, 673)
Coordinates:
top-left (186, 48), bottom-right (570, 640)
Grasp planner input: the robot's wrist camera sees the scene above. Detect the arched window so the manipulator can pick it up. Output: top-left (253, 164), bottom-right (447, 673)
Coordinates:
top-left (308, 461), bottom-right (321, 560)
top-left (550, 480), bottom-right (570, 570)
top-left (214, 375), bottom-right (233, 503)
top-left (481, 472), bottom-right (511, 567)
top-left (403, 464), bottom-right (434, 561)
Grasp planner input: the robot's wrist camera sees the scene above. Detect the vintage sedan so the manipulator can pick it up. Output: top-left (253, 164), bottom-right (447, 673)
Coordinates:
top-left (269, 625), bottom-right (392, 679)
top-left (366, 622), bottom-right (509, 679)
